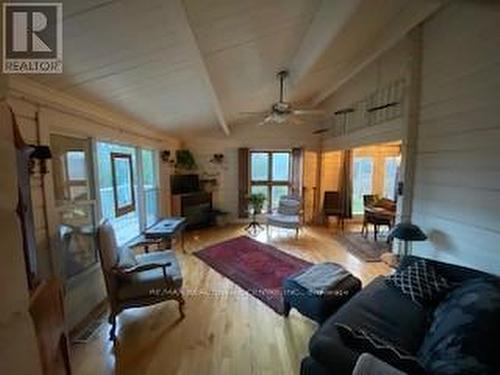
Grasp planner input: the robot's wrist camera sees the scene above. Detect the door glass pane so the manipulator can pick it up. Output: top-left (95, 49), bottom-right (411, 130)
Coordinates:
top-left (58, 204), bottom-right (97, 278)
top-left (251, 153), bottom-right (269, 181)
top-left (142, 149), bottom-right (159, 227)
top-left (142, 149), bottom-right (156, 187)
top-left (384, 157), bottom-right (399, 200)
top-left (272, 152), bottom-right (290, 181)
top-left (50, 134), bottom-right (97, 279)
top-left (250, 185), bottom-right (268, 213)
top-left (352, 157), bottom-right (374, 214)
top-left (272, 185), bottom-right (289, 209)
top-left (66, 151), bottom-right (87, 181)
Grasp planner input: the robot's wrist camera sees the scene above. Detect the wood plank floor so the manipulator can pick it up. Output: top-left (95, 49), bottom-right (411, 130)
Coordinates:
top-left (71, 224), bottom-right (390, 375)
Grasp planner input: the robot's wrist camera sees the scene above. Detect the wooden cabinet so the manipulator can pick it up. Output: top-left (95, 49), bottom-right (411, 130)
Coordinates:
top-left (171, 192), bottom-right (213, 228)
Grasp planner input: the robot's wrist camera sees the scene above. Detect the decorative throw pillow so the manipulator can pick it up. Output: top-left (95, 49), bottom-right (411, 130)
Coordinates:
top-left (117, 246), bottom-right (138, 269)
top-left (336, 323), bottom-right (426, 375)
top-left (418, 278), bottom-right (500, 375)
top-left (386, 259), bottom-right (452, 306)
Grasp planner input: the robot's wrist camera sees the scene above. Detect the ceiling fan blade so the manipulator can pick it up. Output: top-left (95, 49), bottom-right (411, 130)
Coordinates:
top-left (312, 128), bottom-right (330, 135)
top-left (292, 109), bottom-right (326, 116)
top-left (239, 111), bottom-right (269, 116)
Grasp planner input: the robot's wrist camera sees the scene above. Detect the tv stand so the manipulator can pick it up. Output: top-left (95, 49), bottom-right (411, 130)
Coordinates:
top-left (171, 191), bottom-right (213, 229)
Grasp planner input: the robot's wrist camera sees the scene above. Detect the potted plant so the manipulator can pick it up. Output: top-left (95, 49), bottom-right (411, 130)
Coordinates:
top-left (248, 193), bottom-right (266, 215)
top-left (246, 193), bottom-right (266, 233)
top-left (175, 149), bottom-right (197, 172)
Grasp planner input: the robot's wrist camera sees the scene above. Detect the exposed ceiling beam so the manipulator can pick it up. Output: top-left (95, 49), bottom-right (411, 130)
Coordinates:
top-left (176, 0), bottom-right (230, 136)
top-left (311, 0), bottom-right (445, 107)
top-left (289, 0), bottom-right (362, 87)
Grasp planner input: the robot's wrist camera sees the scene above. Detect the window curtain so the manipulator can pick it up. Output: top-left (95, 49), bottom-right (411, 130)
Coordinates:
top-left (339, 149), bottom-right (353, 219)
top-left (291, 147), bottom-right (304, 197)
top-left (238, 148), bottom-right (249, 218)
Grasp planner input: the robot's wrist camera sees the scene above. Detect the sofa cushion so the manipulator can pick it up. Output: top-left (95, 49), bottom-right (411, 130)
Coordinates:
top-left (387, 259), bottom-right (452, 307)
top-left (336, 323), bottom-right (425, 375)
top-left (117, 246), bottom-right (138, 269)
top-left (418, 278), bottom-right (500, 374)
top-left (309, 277), bottom-right (429, 374)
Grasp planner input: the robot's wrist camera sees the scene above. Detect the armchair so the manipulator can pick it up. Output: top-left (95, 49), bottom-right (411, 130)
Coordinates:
top-left (266, 195), bottom-right (303, 238)
top-left (97, 220), bottom-right (184, 342)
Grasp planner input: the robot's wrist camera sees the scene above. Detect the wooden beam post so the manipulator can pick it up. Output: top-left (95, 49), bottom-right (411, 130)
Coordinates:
top-left (397, 26), bottom-right (423, 223)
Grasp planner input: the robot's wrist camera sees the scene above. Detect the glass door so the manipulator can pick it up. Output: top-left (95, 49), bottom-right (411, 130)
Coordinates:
top-left (51, 134), bottom-right (98, 279)
top-left (352, 156), bottom-right (374, 215)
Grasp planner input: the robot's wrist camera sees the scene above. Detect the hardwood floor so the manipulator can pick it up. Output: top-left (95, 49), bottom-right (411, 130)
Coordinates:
top-left (71, 224), bottom-right (390, 375)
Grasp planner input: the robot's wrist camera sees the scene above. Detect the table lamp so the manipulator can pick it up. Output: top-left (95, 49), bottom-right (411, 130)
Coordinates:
top-left (388, 222), bottom-right (427, 257)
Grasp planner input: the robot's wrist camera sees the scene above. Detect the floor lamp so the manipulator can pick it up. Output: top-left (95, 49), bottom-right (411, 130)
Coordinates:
top-left (388, 222), bottom-right (427, 257)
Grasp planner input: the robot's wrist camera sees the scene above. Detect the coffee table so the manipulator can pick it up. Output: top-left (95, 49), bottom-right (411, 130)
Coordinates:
top-left (144, 217), bottom-right (187, 252)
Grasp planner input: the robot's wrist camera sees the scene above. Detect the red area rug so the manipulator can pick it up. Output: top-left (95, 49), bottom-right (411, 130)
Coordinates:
top-left (194, 236), bottom-right (312, 314)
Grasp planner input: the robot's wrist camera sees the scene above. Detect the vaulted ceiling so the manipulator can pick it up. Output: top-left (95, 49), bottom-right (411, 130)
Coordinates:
top-left (32, 0), bottom-right (443, 138)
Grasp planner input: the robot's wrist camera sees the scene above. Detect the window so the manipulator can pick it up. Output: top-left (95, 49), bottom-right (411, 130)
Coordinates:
top-left (250, 151), bottom-right (291, 212)
top-left (111, 153), bottom-right (135, 216)
top-left (383, 156), bottom-right (399, 200)
top-left (352, 156), bottom-right (374, 215)
top-left (141, 149), bottom-right (160, 228)
top-left (97, 142), bottom-right (140, 245)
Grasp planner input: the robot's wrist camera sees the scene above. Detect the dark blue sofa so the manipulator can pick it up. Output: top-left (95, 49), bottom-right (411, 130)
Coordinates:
top-left (300, 256), bottom-right (500, 375)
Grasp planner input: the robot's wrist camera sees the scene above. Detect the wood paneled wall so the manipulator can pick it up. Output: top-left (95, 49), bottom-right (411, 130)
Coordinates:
top-left (0, 102), bottom-right (43, 375)
top-left (320, 38), bottom-right (409, 151)
top-left (6, 79), bottom-right (180, 329)
top-left (411, 2), bottom-right (500, 275)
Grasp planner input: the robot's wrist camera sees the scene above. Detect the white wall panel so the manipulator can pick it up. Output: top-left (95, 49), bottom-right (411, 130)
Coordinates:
top-left (412, 2), bottom-right (500, 275)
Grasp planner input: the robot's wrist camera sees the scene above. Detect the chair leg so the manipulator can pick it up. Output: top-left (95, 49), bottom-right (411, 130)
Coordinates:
top-left (108, 313), bottom-right (117, 342)
top-left (283, 299), bottom-right (292, 317)
top-left (175, 292), bottom-right (185, 318)
top-left (295, 227), bottom-right (299, 239)
top-left (60, 334), bottom-right (72, 375)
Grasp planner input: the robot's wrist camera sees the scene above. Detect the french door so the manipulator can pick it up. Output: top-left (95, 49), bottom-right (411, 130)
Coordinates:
top-left (50, 134), bottom-right (98, 279)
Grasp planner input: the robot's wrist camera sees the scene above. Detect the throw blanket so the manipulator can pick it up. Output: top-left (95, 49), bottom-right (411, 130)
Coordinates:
top-left (294, 262), bottom-right (350, 295)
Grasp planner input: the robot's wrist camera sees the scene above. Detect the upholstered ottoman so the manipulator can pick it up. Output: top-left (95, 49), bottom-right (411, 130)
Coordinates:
top-left (283, 262), bottom-right (361, 323)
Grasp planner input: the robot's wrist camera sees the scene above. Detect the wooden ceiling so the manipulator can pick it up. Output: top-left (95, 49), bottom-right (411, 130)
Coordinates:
top-left (32, 0), bottom-right (443, 138)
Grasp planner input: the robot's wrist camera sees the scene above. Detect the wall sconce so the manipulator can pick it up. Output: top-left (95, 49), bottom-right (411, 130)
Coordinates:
top-left (29, 145), bottom-right (52, 175)
top-left (161, 150), bottom-right (175, 165)
top-left (210, 153), bottom-right (224, 164)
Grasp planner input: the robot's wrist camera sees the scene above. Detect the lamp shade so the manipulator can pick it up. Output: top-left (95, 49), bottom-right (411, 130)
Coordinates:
top-left (388, 223), bottom-right (427, 242)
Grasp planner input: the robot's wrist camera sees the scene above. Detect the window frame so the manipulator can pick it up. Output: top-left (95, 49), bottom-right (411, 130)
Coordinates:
top-left (249, 150), bottom-right (291, 212)
top-left (110, 152), bottom-right (136, 217)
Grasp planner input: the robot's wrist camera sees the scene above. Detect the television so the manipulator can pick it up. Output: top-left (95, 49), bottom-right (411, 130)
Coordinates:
top-left (171, 174), bottom-right (200, 194)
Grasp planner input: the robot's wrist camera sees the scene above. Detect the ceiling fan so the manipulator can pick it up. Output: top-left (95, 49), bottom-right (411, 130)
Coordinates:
top-left (240, 70), bottom-right (325, 126)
